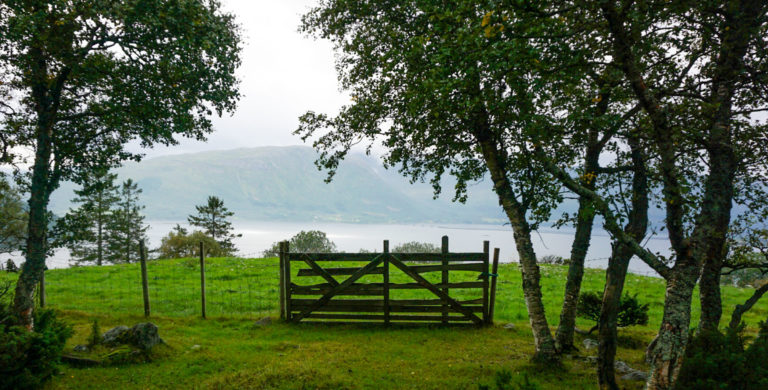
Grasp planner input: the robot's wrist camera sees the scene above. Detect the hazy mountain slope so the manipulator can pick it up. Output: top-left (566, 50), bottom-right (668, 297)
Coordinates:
top-left (48, 146), bottom-right (507, 223)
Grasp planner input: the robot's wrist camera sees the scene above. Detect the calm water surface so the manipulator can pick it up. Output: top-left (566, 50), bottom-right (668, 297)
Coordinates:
top-left (32, 220), bottom-right (670, 277)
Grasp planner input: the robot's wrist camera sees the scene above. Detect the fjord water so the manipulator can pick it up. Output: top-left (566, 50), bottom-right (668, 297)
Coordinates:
top-left (36, 220), bottom-right (669, 276)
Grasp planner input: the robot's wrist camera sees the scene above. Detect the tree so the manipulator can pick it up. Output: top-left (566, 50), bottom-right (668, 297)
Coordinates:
top-left (533, 1), bottom-right (768, 388)
top-left (0, 0), bottom-right (242, 329)
top-left (187, 196), bottom-right (240, 254)
top-left (392, 241), bottom-right (439, 253)
top-left (105, 179), bottom-right (148, 264)
top-left (264, 230), bottom-right (337, 257)
top-left (59, 169), bottom-right (120, 266)
top-left (297, 0), bottom-right (641, 362)
top-left (0, 175), bottom-right (26, 256)
top-left (157, 229), bottom-right (225, 259)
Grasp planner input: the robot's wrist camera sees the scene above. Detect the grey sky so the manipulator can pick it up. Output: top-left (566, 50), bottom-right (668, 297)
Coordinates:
top-left (132, 0), bottom-right (347, 158)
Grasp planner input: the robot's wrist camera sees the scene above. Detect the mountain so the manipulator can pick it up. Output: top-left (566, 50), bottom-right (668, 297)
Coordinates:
top-left (48, 146), bottom-right (509, 224)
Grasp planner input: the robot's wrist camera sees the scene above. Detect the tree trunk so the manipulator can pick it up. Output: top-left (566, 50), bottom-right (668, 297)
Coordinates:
top-left (598, 137), bottom-right (648, 389)
top-left (555, 196), bottom-right (595, 352)
top-left (645, 264), bottom-right (699, 390)
top-left (729, 282), bottom-right (768, 330)
top-left (698, 257), bottom-right (723, 331)
top-left (474, 134), bottom-right (558, 362)
top-left (597, 244), bottom-right (632, 390)
top-left (13, 119), bottom-right (54, 331)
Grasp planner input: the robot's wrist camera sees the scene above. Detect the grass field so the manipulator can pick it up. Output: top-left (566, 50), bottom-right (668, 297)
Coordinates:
top-left (2, 257), bottom-right (766, 389)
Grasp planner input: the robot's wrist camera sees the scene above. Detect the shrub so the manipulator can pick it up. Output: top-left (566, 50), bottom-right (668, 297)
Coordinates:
top-left (156, 229), bottom-right (226, 259)
top-left (0, 285), bottom-right (73, 390)
top-left (539, 255), bottom-right (569, 265)
top-left (576, 291), bottom-right (648, 331)
top-left (675, 323), bottom-right (768, 390)
top-left (263, 230), bottom-right (337, 257)
top-left (392, 241), bottom-right (440, 253)
top-left (479, 369), bottom-right (541, 390)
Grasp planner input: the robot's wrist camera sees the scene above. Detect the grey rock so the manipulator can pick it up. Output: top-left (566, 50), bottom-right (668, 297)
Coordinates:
top-left (102, 323), bottom-right (163, 351)
top-left (583, 338), bottom-right (598, 350)
top-left (614, 360), bottom-right (633, 374)
top-left (502, 323), bottom-right (515, 329)
top-left (102, 326), bottom-right (130, 345)
top-left (254, 317), bottom-right (272, 326)
top-left (73, 344), bottom-right (89, 352)
top-left (190, 344), bottom-right (201, 350)
top-left (621, 370), bottom-right (649, 381)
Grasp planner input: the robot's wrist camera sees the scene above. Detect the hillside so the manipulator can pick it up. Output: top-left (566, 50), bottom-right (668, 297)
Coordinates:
top-left (48, 146), bottom-right (508, 224)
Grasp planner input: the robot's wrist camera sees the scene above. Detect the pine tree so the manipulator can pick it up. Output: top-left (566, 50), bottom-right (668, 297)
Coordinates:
top-left (105, 179), bottom-right (148, 264)
top-left (187, 196), bottom-right (240, 254)
top-left (62, 170), bottom-right (120, 266)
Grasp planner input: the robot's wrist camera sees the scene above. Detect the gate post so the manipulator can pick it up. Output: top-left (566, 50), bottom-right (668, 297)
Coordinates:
top-left (489, 247), bottom-right (500, 324)
top-left (482, 241), bottom-right (490, 325)
top-left (383, 240), bottom-right (390, 325)
top-left (441, 236), bottom-right (449, 324)
top-left (279, 242), bottom-right (285, 320)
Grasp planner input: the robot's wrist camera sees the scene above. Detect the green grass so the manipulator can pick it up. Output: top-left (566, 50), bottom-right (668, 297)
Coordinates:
top-left (2, 258), bottom-right (766, 389)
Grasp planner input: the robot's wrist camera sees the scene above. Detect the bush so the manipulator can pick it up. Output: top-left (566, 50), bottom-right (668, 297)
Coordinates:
top-left (478, 369), bottom-right (541, 390)
top-left (263, 230), bottom-right (337, 257)
top-left (0, 285), bottom-right (73, 390)
top-left (576, 291), bottom-right (648, 330)
top-left (391, 241), bottom-right (440, 253)
top-left (539, 255), bottom-right (569, 265)
top-left (156, 229), bottom-right (227, 259)
top-left (675, 323), bottom-right (768, 390)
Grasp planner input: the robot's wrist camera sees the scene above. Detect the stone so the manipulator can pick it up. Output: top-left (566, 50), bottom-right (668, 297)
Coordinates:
top-left (102, 325), bottom-right (130, 345)
top-left (502, 323), bottom-right (515, 329)
top-left (102, 323), bottom-right (163, 351)
top-left (583, 338), bottom-right (598, 350)
top-left (190, 344), bottom-right (201, 350)
top-left (73, 344), bottom-right (89, 352)
top-left (614, 360), bottom-right (633, 374)
top-left (254, 317), bottom-right (272, 326)
top-left (621, 370), bottom-right (649, 381)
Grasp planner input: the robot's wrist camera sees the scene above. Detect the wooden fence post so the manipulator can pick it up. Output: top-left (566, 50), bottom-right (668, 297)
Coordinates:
top-left (139, 239), bottom-right (150, 318)
top-left (482, 241), bottom-right (490, 325)
top-left (279, 242), bottom-right (286, 320)
top-left (39, 270), bottom-right (45, 308)
top-left (489, 248), bottom-right (500, 324)
top-left (200, 241), bottom-right (206, 319)
top-left (283, 241), bottom-right (292, 321)
top-left (383, 240), bottom-right (390, 325)
top-left (441, 236), bottom-right (449, 324)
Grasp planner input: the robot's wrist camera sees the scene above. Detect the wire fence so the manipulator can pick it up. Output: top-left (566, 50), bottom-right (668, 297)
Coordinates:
top-left (0, 253), bottom-right (660, 324)
top-left (0, 256), bottom-right (280, 319)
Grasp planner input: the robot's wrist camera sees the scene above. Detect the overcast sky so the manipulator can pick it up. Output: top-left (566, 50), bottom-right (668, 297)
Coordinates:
top-left (132, 0), bottom-right (348, 158)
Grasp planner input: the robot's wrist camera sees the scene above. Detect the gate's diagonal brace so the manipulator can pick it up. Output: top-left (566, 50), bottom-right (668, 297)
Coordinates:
top-left (389, 255), bottom-right (483, 325)
top-left (292, 254), bottom-right (385, 322)
top-left (302, 254), bottom-right (338, 286)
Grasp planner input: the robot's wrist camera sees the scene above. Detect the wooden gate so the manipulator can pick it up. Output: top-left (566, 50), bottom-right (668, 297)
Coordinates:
top-left (278, 237), bottom-right (500, 325)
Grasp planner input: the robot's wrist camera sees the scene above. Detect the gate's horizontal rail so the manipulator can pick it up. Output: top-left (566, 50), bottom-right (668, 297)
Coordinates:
top-left (288, 252), bottom-right (485, 262)
top-left (303, 313), bottom-right (474, 322)
top-left (296, 262), bottom-right (484, 277)
top-left (291, 298), bottom-right (483, 306)
top-left (291, 281), bottom-right (483, 295)
top-left (290, 302), bottom-right (485, 313)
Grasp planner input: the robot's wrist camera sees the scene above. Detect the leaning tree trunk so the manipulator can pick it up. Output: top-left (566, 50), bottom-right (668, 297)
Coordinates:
top-left (555, 196), bottom-right (595, 352)
top-left (598, 137), bottom-right (648, 390)
top-left (598, 244), bottom-right (633, 390)
top-left (13, 118), bottom-right (54, 331)
top-left (474, 128), bottom-right (558, 362)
